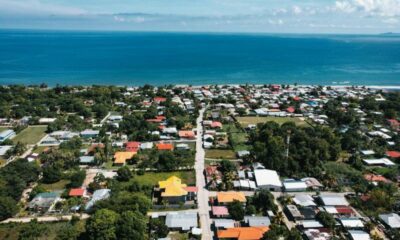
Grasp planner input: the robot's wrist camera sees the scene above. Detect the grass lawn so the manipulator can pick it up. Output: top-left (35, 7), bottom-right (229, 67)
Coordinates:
top-left (135, 170), bottom-right (196, 186)
top-left (12, 126), bottom-right (47, 145)
top-left (0, 126), bottom-right (10, 132)
top-left (39, 179), bottom-right (70, 191)
top-left (32, 145), bottom-right (50, 154)
top-left (0, 221), bottom-right (85, 240)
top-left (168, 232), bottom-right (189, 240)
top-left (237, 116), bottom-right (307, 127)
top-left (205, 149), bottom-right (237, 159)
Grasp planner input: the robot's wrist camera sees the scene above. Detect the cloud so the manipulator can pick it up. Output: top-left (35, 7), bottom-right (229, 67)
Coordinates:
top-left (335, 0), bottom-right (400, 17)
top-left (335, 1), bottom-right (356, 13)
top-left (0, 0), bottom-right (86, 16)
top-left (382, 17), bottom-right (399, 24)
top-left (292, 6), bottom-right (302, 15)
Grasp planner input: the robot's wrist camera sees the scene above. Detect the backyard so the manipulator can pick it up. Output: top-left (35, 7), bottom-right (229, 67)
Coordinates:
top-left (237, 116), bottom-right (307, 127)
top-left (135, 170), bottom-right (196, 186)
top-left (12, 126), bottom-right (47, 145)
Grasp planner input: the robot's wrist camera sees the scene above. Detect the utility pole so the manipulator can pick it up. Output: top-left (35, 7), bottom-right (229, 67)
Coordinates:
top-left (286, 130), bottom-right (291, 159)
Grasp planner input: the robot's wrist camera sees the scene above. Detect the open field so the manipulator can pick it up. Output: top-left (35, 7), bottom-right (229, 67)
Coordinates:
top-left (135, 170), bottom-right (196, 186)
top-left (0, 127), bottom-right (11, 132)
top-left (205, 149), bottom-right (236, 159)
top-left (237, 116), bottom-right (307, 127)
top-left (12, 126), bottom-right (47, 145)
top-left (0, 221), bottom-right (85, 240)
top-left (39, 179), bottom-right (70, 191)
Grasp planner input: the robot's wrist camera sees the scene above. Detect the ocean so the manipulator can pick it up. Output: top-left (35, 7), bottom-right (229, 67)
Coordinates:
top-left (0, 29), bottom-right (399, 86)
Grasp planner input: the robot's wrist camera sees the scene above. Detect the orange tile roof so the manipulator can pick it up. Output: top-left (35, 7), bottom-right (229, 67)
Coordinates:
top-left (156, 143), bottom-right (174, 151)
top-left (387, 151), bottom-right (400, 158)
top-left (364, 174), bottom-right (391, 183)
top-left (69, 188), bottom-right (85, 197)
top-left (217, 191), bottom-right (246, 203)
top-left (217, 227), bottom-right (269, 240)
top-left (179, 130), bottom-right (195, 138)
top-left (114, 151), bottom-right (137, 164)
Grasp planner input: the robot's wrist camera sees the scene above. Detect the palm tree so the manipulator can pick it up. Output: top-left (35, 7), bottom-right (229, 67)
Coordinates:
top-left (272, 211), bottom-right (284, 225)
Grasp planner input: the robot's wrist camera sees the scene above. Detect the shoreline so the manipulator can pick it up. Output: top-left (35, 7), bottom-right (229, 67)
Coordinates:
top-left (2, 83), bottom-right (400, 89)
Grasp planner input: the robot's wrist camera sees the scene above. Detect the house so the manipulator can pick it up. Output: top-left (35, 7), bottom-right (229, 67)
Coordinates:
top-left (319, 195), bottom-right (349, 206)
top-left (156, 143), bottom-right (174, 151)
top-left (214, 219), bottom-right (235, 229)
top-left (283, 179), bottom-right (308, 192)
top-left (176, 143), bottom-right (190, 150)
top-left (379, 213), bottom-right (400, 229)
top-left (0, 129), bottom-right (15, 142)
top-left (217, 191), bottom-right (246, 205)
top-left (285, 205), bottom-right (304, 221)
top-left (304, 229), bottom-right (331, 240)
top-left (80, 129), bottom-right (100, 139)
top-left (178, 130), bottom-right (195, 139)
top-left (299, 220), bottom-right (324, 229)
top-left (293, 194), bottom-right (316, 207)
top-left (85, 189), bottom-right (111, 210)
top-left (244, 216), bottom-right (271, 227)
top-left (79, 156), bottom-right (95, 165)
top-left (364, 174), bottom-right (391, 184)
top-left (212, 206), bottom-right (229, 218)
top-left (29, 192), bottom-right (60, 213)
top-left (217, 227), bottom-right (269, 240)
top-left (339, 218), bottom-right (364, 229)
top-left (348, 230), bottom-right (371, 240)
top-left (362, 158), bottom-right (395, 167)
top-left (69, 188), bottom-right (86, 197)
top-left (113, 151), bottom-right (136, 165)
top-left (38, 118), bottom-right (56, 124)
top-left (237, 150), bottom-right (250, 158)
top-left (165, 212), bottom-right (198, 231)
top-left (211, 121), bottom-right (223, 129)
top-left (254, 169), bottom-right (282, 191)
top-left (301, 177), bottom-right (323, 190)
top-left (0, 145), bottom-right (12, 156)
top-left (140, 142), bottom-right (153, 150)
top-left (125, 141), bottom-right (140, 152)
top-left (386, 151), bottom-right (400, 159)
top-left (157, 176), bottom-right (196, 204)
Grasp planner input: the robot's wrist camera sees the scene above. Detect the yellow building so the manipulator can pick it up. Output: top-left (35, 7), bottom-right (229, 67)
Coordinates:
top-left (157, 176), bottom-right (197, 203)
top-left (113, 151), bottom-right (136, 165)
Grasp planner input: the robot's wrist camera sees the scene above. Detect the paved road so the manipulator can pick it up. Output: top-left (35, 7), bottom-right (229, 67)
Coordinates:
top-left (1, 214), bottom-right (90, 224)
top-left (195, 108), bottom-right (213, 240)
top-left (147, 209), bottom-right (199, 217)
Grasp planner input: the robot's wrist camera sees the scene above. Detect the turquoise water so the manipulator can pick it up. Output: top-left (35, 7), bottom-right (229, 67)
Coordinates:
top-left (0, 29), bottom-right (399, 86)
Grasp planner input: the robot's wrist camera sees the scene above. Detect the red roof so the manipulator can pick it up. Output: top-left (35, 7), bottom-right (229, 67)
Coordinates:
top-left (211, 121), bottom-right (222, 128)
top-left (184, 186), bottom-right (198, 192)
top-left (293, 96), bottom-right (300, 101)
top-left (335, 206), bottom-right (354, 214)
top-left (212, 206), bottom-right (229, 216)
top-left (69, 188), bottom-right (85, 197)
top-left (364, 174), bottom-right (391, 183)
top-left (387, 151), bottom-right (400, 158)
top-left (126, 141), bottom-right (140, 152)
top-left (154, 97), bottom-right (167, 102)
top-left (286, 106), bottom-right (295, 113)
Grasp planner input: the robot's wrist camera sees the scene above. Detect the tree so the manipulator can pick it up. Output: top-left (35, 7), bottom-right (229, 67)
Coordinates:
top-left (42, 165), bottom-right (62, 183)
top-left (86, 209), bottom-right (119, 240)
top-left (261, 224), bottom-right (289, 240)
top-left (316, 211), bottom-right (336, 230)
top-left (18, 219), bottom-right (48, 240)
top-left (0, 196), bottom-right (18, 220)
top-left (116, 211), bottom-right (146, 240)
top-left (250, 189), bottom-right (277, 214)
top-left (68, 170), bottom-right (86, 188)
top-left (228, 200), bottom-right (245, 221)
top-left (56, 224), bottom-right (79, 240)
top-left (117, 166), bottom-right (132, 182)
top-left (149, 218), bottom-right (169, 238)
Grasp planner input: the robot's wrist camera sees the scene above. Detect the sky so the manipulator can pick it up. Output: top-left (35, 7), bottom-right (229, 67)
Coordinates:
top-left (0, 0), bottom-right (399, 33)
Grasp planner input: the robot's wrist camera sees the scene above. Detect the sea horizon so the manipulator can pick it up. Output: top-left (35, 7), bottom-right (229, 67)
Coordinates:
top-left (1, 28), bottom-right (399, 87)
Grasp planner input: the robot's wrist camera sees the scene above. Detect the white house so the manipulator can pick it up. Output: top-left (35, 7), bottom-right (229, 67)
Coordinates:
top-left (254, 169), bottom-right (282, 191)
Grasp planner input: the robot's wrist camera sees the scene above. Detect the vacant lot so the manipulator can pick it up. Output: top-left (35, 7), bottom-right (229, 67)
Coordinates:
top-left (135, 170), bottom-right (196, 186)
top-left (237, 116), bottom-right (307, 127)
top-left (205, 149), bottom-right (237, 159)
top-left (12, 126), bottom-right (47, 145)
top-left (39, 179), bottom-right (70, 191)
